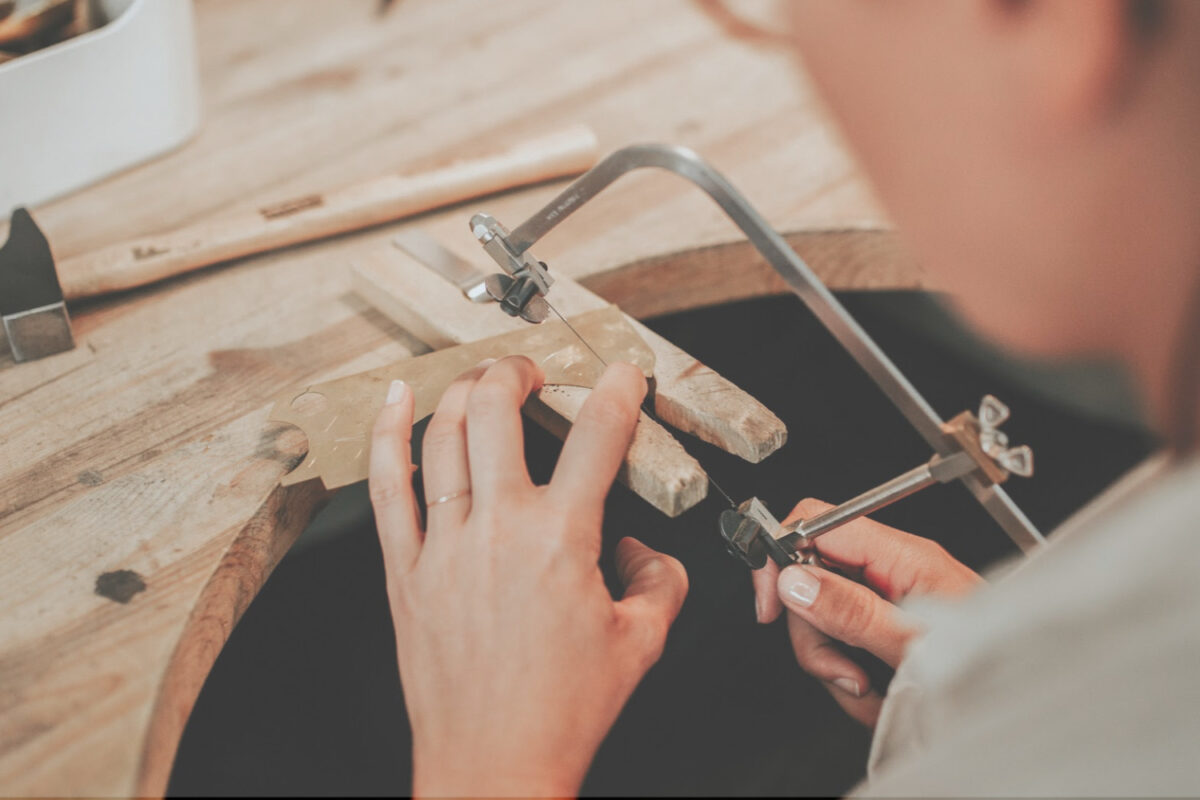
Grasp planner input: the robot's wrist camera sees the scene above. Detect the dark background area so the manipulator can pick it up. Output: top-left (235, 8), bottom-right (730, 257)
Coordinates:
top-left (168, 292), bottom-right (1156, 797)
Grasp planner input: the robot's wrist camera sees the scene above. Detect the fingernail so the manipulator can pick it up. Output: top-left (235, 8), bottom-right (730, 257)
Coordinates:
top-left (832, 677), bottom-right (863, 697)
top-left (385, 379), bottom-right (409, 405)
top-left (779, 566), bottom-right (820, 607)
top-left (754, 595), bottom-right (765, 624)
top-left (475, 357), bottom-right (497, 369)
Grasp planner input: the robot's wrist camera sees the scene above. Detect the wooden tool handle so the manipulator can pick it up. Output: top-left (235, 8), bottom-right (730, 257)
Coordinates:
top-left (58, 125), bottom-right (600, 301)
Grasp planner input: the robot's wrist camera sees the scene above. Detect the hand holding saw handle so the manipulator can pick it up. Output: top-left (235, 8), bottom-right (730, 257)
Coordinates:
top-left (719, 395), bottom-right (1033, 571)
top-left (724, 397), bottom-right (1029, 724)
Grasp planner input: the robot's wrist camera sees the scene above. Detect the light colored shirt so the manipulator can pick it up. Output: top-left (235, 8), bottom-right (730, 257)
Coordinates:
top-left (859, 455), bottom-right (1200, 797)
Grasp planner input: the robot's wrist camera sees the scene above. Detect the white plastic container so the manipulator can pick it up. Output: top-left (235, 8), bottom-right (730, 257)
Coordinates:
top-left (0, 0), bottom-right (201, 215)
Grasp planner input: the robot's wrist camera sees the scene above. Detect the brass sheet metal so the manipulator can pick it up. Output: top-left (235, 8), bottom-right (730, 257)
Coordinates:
top-left (269, 305), bottom-right (654, 489)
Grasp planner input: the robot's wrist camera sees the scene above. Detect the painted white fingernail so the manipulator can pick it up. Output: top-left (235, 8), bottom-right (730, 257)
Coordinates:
top-left (779, 566), bottom-right (820, 607)
top-left (832, 677), bottom-right (863, 697)
top-left (385, 380), bottom-right (409, 405)
top-left (475, 358), bottom-right (497, 369)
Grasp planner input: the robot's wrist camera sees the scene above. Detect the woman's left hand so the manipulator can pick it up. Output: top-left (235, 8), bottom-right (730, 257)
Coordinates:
top-left (751, 499), bottom-right (982, 726)
top-left (369, 356), bottom-right (689, 798)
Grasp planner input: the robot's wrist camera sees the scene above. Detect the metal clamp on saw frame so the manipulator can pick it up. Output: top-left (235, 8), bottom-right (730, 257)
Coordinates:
top-left (468, 143), bottom-right (1046, 555)
top-left (470, 213), bottom-right (554, 323)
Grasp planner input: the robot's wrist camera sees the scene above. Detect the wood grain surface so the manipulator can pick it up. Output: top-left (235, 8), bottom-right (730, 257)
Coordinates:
top-left (59, 125), bottom-right (601, 300)
top-left (0, 0), bottom-right (917, 795)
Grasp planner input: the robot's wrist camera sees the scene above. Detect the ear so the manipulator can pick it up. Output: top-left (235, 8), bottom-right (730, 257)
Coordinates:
top-left (994, 0), bottom-right (1135, 132)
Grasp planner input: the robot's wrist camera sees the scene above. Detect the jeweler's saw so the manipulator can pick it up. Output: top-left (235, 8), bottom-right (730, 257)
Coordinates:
top-left (461, 142), bottom-right (1044, 564)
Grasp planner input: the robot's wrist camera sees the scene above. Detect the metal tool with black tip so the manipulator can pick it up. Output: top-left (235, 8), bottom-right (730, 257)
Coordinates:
top-left (0, 207), bottom-right (73, 362)
top-left (719, 396), bottom-right (1034, 570)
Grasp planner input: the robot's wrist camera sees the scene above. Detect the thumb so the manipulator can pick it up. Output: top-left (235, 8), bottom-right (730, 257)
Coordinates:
top-left (777, 564), bottom-right (919, 668)
top-left (614, 537), bottom-right (689, 669)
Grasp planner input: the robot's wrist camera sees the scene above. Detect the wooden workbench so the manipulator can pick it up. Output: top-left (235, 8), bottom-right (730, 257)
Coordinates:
top-left (0, 0), bottom-right (919, 795)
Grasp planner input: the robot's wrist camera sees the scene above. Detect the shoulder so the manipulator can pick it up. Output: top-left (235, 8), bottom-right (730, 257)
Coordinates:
top-left (860, 457), bottom-right (1200, 796)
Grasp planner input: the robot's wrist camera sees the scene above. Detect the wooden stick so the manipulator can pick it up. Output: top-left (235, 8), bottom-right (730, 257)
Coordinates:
top-left (525, 385), bottom-right (709, 516)
top-left (352, 235), bottom-right (788, 513)
top-left (352, 247), bottom-right (710, 516)
top-left (58, 125), bottom-right (600, 300)
top-left (353, 237), bottom-right (788, 462)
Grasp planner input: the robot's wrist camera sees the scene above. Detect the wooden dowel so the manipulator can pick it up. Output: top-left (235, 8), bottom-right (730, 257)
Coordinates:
top-left (58, 125), bottom-right (600, 300)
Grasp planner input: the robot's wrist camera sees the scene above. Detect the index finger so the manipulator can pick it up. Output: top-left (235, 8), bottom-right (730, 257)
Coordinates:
top-left (783, 498), bottom-right (977, 600)
top-left (464, 356), bottom-right (545, 505)
top-left (549, 363), bottom-right (647, 513)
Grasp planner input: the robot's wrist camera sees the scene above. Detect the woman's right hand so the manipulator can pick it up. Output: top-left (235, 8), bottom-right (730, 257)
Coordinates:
top-left (753, 499), bottom-right (982, 726)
